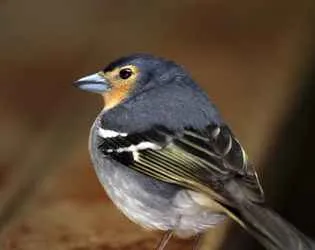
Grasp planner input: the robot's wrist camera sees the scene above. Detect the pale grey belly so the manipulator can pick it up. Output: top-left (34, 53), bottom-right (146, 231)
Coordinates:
top-left (90, 148), bottom-right (225, 237)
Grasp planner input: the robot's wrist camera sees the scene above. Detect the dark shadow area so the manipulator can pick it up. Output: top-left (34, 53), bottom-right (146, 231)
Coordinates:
top-left (221, 56), bottom-right (315, 250)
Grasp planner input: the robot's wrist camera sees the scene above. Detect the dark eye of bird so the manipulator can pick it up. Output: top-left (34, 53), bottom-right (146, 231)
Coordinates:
top-left (119, 68), bottom-right (133, 79)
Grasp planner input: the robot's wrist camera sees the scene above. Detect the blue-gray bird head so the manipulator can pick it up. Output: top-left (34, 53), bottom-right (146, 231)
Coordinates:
top-left (74, 54), bottom-right (203, 109)
top-left (74, 53), bottom-right (222, 131)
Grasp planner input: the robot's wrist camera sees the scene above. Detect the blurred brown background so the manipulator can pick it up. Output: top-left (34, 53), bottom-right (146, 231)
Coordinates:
top-left (0, 1), bottom-right (314, 249)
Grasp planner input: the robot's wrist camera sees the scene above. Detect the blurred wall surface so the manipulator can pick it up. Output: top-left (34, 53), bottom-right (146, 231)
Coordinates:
top-left (0, 1), bottom-right (314, 249)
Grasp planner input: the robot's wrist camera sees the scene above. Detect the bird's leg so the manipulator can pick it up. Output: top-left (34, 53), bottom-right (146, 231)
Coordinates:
top-left (155, 230), bottom-right (173, 250)
top-left (192, 233), bottom-right (204, 250)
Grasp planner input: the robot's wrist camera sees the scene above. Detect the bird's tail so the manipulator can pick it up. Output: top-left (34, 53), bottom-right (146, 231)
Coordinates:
top-left (225, 182), bottom-right (315, 250)
top-left (235, 199), bottom-right (314, 250)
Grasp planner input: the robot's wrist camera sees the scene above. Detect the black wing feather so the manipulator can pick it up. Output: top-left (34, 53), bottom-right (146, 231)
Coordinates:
top-left (98, 124), bottom-right (264, 207)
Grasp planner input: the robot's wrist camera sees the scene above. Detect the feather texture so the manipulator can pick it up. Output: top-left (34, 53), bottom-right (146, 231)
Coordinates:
top-left (98, 124), bottom-right (264, 207)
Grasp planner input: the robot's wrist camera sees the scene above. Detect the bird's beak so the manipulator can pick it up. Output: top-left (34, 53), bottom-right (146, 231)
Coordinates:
top-left (74, 73), bottom-right (111, 94)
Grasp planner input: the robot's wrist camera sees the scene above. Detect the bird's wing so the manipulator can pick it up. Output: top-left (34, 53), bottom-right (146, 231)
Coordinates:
top-left (98, 124), bottom-right (264, 208)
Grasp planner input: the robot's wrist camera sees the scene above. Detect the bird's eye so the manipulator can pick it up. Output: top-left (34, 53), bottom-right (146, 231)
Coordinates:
top-left (119, 68), bottom-right (133, 79)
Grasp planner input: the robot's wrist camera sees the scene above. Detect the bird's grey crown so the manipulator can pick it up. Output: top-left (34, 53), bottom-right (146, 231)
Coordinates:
top-left (103, 53), bottom-right (177, 74)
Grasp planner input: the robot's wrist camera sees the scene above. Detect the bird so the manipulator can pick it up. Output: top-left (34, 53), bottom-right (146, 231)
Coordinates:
top-left (74, 54), bottom-right (314, 250)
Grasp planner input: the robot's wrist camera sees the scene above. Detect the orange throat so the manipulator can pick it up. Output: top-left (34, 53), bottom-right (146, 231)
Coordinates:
top-left (103, 84), bottom-right (132, 110)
